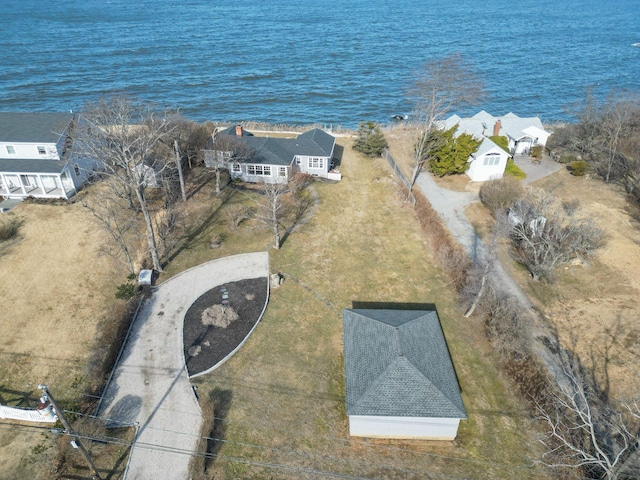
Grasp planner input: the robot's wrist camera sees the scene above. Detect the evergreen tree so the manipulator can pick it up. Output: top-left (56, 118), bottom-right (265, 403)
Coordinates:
top-left (352, 121), bottom-right (388, 157)
top-left (429, 126), bottom-right (481, 177)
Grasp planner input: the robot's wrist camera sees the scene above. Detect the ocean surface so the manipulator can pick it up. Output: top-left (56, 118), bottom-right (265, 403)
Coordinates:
top-left (2, 0), bottom-right (639, 127)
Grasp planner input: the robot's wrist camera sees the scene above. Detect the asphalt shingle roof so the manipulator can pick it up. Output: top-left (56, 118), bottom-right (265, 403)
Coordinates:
top-left (218, 127), bottom-right (335, 165)
top-left (342, 309), bottom-right (467, 419)
top-left (0, 112), bottom-right (74, 144)
top-left (0, 158), bottom-right (67, 174)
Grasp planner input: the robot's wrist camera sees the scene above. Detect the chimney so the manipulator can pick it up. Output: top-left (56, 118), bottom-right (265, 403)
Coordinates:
top-left (493, 120), bottom-right (501, 137)
top-left (235, 125), bottom-right (243, 137)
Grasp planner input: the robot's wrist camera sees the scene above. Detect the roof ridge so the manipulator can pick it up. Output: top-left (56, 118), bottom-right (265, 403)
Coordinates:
top-left (353, 357), bottom-right (466, 417)
top-left (402, 352), bottom-right (467, 417)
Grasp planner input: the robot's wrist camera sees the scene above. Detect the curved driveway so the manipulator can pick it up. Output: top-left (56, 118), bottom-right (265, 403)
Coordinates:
top-left (99, 252), bottom-right (269, 480)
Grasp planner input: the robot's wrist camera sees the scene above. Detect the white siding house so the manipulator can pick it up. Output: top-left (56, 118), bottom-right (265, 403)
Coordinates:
top-left (342, 309), bottom-right (467, 440)
top-left (443, 111), bottom-right (551, 182)
top-left (465, 140), bottom-right (511, 182)
top-left (0, 112), bottom-right (97, 199)
top-left (205, 126), bottom-right (337, 184)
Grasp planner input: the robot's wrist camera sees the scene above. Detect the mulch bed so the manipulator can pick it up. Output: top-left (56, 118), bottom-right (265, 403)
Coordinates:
top-left (183, 277), bottom-right (268, 377)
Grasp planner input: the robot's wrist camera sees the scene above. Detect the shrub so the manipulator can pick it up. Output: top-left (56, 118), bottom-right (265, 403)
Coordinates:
top-left (504, 158), bottom-right (526, 179)
top-left (412, 188), bottom-right (471, 291)
top-left (0, 218), bottom-right (21, 242)
top-left (489, 135), bottom-right (510, 153)
top-left (479, 176), bottom-right (524, 213)
top-left (530, 145), bottom-right (543, 159)
top-left (115, 282), bottom-right (136, 300)
top-left (569, 160), bottom-right (589, 176)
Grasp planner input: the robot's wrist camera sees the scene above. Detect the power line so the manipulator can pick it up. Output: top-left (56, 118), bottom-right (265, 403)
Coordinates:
top-left (60, 408), bottom-right (537, 478)
top-left (0, 419), bottom-right (543, 480)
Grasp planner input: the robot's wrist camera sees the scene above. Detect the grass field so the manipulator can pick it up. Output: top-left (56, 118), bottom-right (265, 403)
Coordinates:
top-left (187, 138), bottom-right (549, 479)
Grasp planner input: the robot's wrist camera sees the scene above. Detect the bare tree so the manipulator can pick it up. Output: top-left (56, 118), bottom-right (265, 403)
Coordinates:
top-left (83, 192), bottom-right (139, 275)
top-left (75, 97), bottom-right (178, 271)
top-left (508, 189), bottom-right (606, 281)
top-left (463, 211), bottom-right (511, 317)
top-left (537, 353), bottom-right (640, 480)
top-left (596, 96), bottom-right (638, 183)
top-left (552, 92), bottom-right (640, 186)
top-left (204, 131), bottom-right (255, 195)
top-left (407, 54), bottom-right (484, 194)
top-left (253, 180), bottom-right (290, 250)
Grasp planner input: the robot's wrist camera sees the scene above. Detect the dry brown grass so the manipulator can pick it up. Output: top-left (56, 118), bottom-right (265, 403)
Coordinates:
top-left (0, 201), bottom-right (128, 478)
top-left (467, 169), bottom-right (640, 402)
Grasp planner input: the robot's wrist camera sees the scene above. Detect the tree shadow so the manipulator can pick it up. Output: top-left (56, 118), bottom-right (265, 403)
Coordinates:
top-left (280, 187), bottom-right (317, 247)
top-left (164, 188), bottom-right (235, 265)
top-left (203, 388), bottom-right (233, 472)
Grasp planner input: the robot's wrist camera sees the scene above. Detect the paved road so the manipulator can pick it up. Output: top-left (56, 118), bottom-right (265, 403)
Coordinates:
top-left (99, 252), bottom-right (270, 480)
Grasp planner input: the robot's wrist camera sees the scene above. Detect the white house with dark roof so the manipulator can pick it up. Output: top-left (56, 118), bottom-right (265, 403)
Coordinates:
top-left (342, 309), bottom-right (467, 440)
top-left (205, 125), bottom-right (339, 184)
top-left (0, 112), bottom-right (96, 199)
top-left (443, 110), bottom-right (551, 182)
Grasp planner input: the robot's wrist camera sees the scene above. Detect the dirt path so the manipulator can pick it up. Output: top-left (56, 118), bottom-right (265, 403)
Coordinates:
top-left (98, 252), bottom-right (269, 480)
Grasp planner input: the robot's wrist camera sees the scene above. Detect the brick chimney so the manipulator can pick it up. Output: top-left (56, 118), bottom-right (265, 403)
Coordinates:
top-left (493, 120), bottom-right (501, 137)
top-left (235, 125), bottom-right (243, 137)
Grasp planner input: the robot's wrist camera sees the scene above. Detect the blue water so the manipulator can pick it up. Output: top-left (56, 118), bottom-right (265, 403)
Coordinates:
top-left (2, 0), bottom-right (639, 127)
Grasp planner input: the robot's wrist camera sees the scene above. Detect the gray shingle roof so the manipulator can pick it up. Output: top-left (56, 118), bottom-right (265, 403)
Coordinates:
top-left (0, 158), bottom-right (67, 174)
top-left (243, 137), bottom-right (298, 166)
top-left (217, 127), bottom-right (335, 165)
top-left (0, 112), bottom-right (75, 143)
top-left (342, 309), bottom-right (467, 419)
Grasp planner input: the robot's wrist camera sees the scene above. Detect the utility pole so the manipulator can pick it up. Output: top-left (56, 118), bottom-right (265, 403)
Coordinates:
top-left (38, 384), bottom-right (101, 480)
top-left (174, 140), bottom-right (187, 202)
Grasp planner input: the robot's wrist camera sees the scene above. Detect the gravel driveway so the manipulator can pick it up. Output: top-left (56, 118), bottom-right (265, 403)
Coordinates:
top-left (414, 162), bottom-right (567, 381)
top-left (98, 252), bottom-right (269, 480)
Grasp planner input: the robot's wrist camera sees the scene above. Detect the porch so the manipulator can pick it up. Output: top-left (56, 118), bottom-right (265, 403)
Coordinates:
top-left (0, 172), bottom-right (75, 199)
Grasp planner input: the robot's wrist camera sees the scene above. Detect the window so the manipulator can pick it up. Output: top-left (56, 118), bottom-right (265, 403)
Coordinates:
top-left (6, 146), bottom-right (15, 155)
top-left (247, 165), bottom-right (271, 176)
top-left (232, 163), bottom-right (241, 173)
top-left (295, 157), bottom-right (301, 165)
top-left (308, 157), bottom-right (324, 169)
top-left (37, 146), bottom-right (46, 155)
top-left (483, 154), bottom-right (501, 166)
top-left (279, 167), bottom-right (287, 177)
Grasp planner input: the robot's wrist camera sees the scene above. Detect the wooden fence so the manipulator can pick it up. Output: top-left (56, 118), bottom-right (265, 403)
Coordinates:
top-left (382, 148), bottom-right (415, 204)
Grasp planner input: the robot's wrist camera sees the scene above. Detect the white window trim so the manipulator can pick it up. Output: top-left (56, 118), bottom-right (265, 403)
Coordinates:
top-left (483, 154), bottom-right (501, 166)
top-left (308, 157), bottom-right (324, 169)
top-left (247, 164), bottom-right (272, 176)
top-left (232, 163), bottom-right (241, 173)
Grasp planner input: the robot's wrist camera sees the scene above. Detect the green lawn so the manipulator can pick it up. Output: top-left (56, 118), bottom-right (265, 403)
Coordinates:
top-left (177, 142), bottom-right (548, 479)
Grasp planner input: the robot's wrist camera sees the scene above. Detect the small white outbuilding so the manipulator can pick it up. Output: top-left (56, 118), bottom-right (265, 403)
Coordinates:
top-left (342, 309), bottom-right (467, 440)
